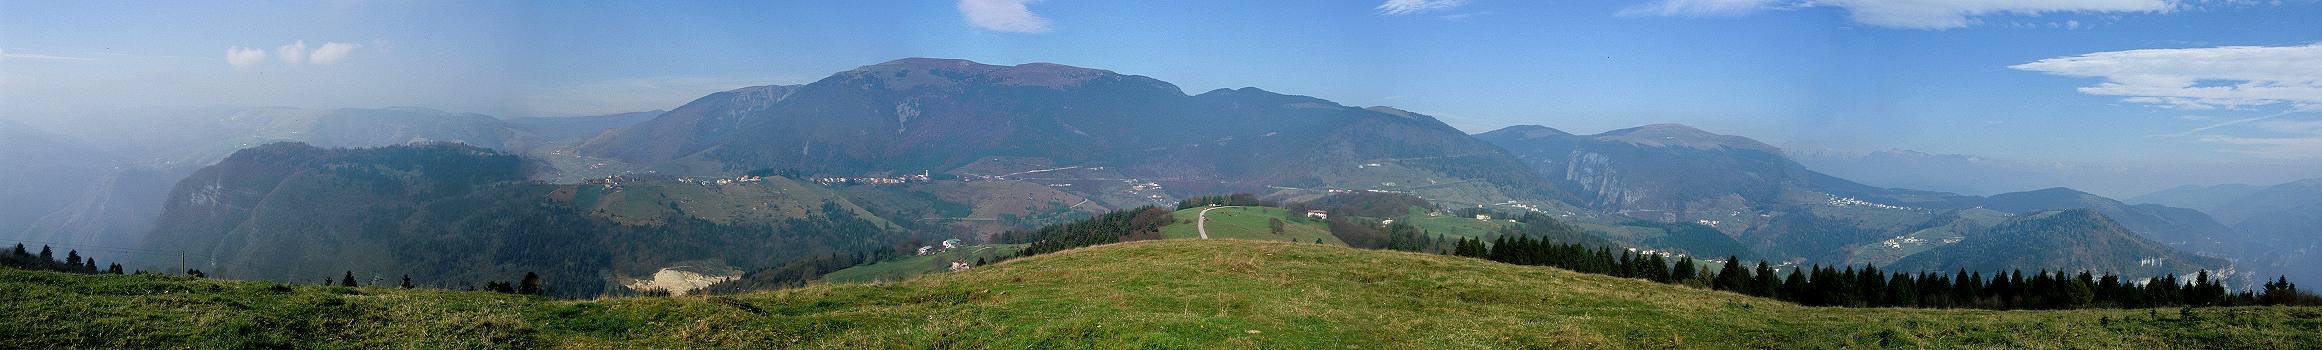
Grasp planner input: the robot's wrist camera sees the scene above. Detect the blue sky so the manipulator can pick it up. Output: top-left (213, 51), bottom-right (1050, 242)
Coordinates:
top-left (2, 0), bottom-right (2318, 192)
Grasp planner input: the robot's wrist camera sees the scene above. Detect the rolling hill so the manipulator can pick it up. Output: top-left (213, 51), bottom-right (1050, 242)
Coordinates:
top-left (7, 240), bottom-right (2315, 348)
top-left (1154, 206), bottom-right (1343, 245)
top-left (580, 58), bottom-right (1562, 208)
top-left (131, 143), bottom-right (920, 297)
top-left (1886, 209), bottom-right (2230, 277)
top-left (2133, 178), bottom-right (2322, 291)
top-left (3, 107), bottom-right (663, 251)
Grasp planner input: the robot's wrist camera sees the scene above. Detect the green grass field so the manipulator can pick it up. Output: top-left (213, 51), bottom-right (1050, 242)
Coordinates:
top-left (818, 244), bottom-right (1026, 284)
top-left (6, 240), bottom-right (2318, 349)
top-left (1158, 206), bottom-right (1345, 245)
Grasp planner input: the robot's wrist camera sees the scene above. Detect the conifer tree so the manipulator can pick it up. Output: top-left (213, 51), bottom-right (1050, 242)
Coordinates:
top-left (1781, 268), bottom-right (1808, 302)
top-left (1670, 257), bottom-right (1696, 284)
top-left (1712, 256), bottom-right (1747, 292)
top-left (342, 271), bottom-right (359, 287)
top-left (1752, 262), bottom-right (1779, 298)
top-left (402, 275), bottom-right (414, 289)
top-left (519, 272), bottom-right (543, 295)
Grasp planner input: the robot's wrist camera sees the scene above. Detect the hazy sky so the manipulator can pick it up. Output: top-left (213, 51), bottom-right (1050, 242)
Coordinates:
top-left (3, 0), bottom-right (2317, 190)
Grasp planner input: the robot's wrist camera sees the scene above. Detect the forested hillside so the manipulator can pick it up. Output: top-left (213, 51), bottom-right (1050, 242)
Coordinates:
top-left (133, 143), bottom-right (924, 296)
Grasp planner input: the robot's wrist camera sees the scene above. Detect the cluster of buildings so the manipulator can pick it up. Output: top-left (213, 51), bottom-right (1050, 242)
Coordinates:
top-left (811, 170), bottom-right (932, 186)
top-left (677, 175), bottom-right (767, 187)
top-left (1325, 188), bottom-right (1411, 195)
top-left (916, 239), bottom-right (976, 272)
top-left (915, 239), bottom-right (966, 256)
top-left (1825, 196), bottom-right (1918, 211)
top-left (1122, 180), bottom-right (1168, 202)
top-left (584, 176), bottom-right (638, 190)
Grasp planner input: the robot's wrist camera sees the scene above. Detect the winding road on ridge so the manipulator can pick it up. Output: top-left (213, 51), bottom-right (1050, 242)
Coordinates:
top-left (1195, 206), bottom-right (1240, 239)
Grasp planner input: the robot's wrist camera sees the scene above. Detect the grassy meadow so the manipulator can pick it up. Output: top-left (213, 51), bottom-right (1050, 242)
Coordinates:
top-left (4, 240), bottom-right (2318, 349)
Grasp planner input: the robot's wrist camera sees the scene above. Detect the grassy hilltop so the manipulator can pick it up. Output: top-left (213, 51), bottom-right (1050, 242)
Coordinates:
top-left (6, 239), bottom-right (2318, 349)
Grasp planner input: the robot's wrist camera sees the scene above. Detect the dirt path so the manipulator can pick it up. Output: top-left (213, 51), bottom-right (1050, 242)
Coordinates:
top-left (1195, 206), bottom-right (1239, 239)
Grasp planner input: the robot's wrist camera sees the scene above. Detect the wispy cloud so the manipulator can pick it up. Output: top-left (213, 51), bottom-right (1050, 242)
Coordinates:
top-left (1378, 0), bottom-right (1470, 16)
top-left (309, 42), bottom-right (361, 64)
top-left (0, 49), bottom-right (96, 62)
top-left (2169, 110), bottom-right (2299, 137)
top-left (225, 46), bottom-right (268, 68)
top-left (958, 0), bottom-right (1053, 33)
top-left (2012, 43), bottom-right (2322, 111)
top-left (1618, 0), bottom-right (1781, 17)
top-left (1818, 0), bottom-right (2171, 29)
top-left (1621, 0), bottom-right (2178, 29)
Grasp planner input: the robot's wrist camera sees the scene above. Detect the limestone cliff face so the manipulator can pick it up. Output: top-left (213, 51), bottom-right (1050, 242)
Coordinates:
top-left (1480, 124), bottom-right (1833, 216)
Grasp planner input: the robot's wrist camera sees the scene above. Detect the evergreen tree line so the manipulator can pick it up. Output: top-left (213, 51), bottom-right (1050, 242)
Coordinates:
top-left (697, 251), bottom-right (875, 294)
top-left (477, 272), bottom-right (545, 295)
top-left (1288, 191), bottom-right (1439, 218)
top-left (2, 244), bottom-right (126, 275)
top-left (1003, 206), bottom-right (1175, 257)
top-left (1324, 218), bottom-right (1439, 251)
top-left (1175, 194), bottom-right (1274, 210)
top-left (1444, 235), bottom-right (2322, 309)
top-left (307, 268), bottom-right (544, 296)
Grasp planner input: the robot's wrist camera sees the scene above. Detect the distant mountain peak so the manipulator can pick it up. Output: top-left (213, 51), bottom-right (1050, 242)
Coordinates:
top-left (1479, 125), bottom-right (1572, 139)
top-left (1362, 106), bottom-right (1437, 121)
top-left (2283, 178), bottom-right (2322, 187)
top-left (1594, 123), bottom-right (1778, 153)
top-left (868, 57), bottom-right (989, 69)
top-left (848, 58), bottom-right (1139, 90)
top-left (2021, 187), bottom-right (2094, 196)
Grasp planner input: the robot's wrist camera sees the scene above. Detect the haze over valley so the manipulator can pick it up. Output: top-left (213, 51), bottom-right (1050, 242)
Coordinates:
top-left (4, 1), bottom-right (2320, 347)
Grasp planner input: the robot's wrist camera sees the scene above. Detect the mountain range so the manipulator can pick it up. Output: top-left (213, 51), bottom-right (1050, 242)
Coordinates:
top-left (580, 58), bottom-right (1562, 208)
top-left (12, 58), bottom-right (2303, 293)
top-left (1473, 122), bottom-right (2253, 281)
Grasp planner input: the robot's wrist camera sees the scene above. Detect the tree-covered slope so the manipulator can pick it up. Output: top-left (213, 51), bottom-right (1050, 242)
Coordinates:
top-left (1887, 209), bottom-right (2230, 277)
top-left (7, 240), bottom-right (2317, 349)
top-left (580, 58), bottom-right (1560, 206)
top-left (133, 143), bottom-right (919, 297)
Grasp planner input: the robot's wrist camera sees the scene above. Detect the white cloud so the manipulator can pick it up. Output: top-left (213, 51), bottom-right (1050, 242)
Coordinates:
top-left (276, 41), bottom-right (308, 64)
top-left (958, 0), bottom-right (1053, 33)
top-left (0, 49), bottom-right (95, 62)
top-left (308, 42), bottom-right (361, 64)
top-left (1618, 0), bottom-right (1781, 17)
top-left (1621, 0), bottom-right (2177, 29)
top-left (225, 46), bottom-right (268, 68)
top-left (2012, 43), bottom-right (2322, 110)
top-left (1816, 0), bottom-right (2172, 29)
top-left (1378, 0), bottom-right (1470, 16)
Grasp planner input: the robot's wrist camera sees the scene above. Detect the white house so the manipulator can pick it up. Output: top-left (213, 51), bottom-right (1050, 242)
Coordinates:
top-left (1305, 210), bottom-right (1329, 220)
